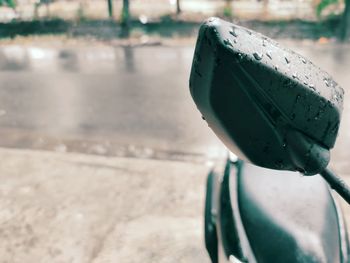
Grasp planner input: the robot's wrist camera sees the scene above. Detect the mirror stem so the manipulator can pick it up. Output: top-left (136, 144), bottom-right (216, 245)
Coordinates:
top-left (320, 168), bottom-right (350, 204)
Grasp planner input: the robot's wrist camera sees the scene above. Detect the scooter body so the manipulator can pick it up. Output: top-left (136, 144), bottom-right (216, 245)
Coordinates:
top-left (189, 17), bottom-right (350, 263)
top-left (205, 157), bottom-right (350, 263)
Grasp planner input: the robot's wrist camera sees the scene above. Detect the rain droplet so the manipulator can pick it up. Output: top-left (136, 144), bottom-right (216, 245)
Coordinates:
top-left (309, 83), bottom-right (315, 90)
top-left (266, 51), bottom-right (272, 60)
top-left (253, 52), bottom-right (263, 60)
top-left (224, 39), bottom-right (233, 47)
top-left (292, 73), bottom-right (298, 79)
top-left (274, 65), bottom-right (279, 70)
top-left (229, 28), bottom-right (238, 37)
top-left (195, 69), bottom-right (202, 77)
top-left (302, 58), bottom-right (307, 64)
top-left (202, 116), bottom-right (206, 120)
top-left (262, 39), bottom-right (266, 47)
top-left (275, 160), bottom-right (284, 169)
top-left (297, 168), bottom-right (305, 174)
top-left (304, 81), bottom-right (308, 86)
top-left (233, 39), bottom-right (237, 44)
top-left (285, 57), bottom-right (290, 64)
top-left (235, 52), bottom-right (245, 61)
top-left (324, 80), bottom-right (329, 87)
top-left (283, 79), bottom-right (293, 88)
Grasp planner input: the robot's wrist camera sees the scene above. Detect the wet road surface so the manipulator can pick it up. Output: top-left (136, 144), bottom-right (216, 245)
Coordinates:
top-left (0, 42), bottom-right (349, 170)
top-left (0, 45), bottom-right (226, 162)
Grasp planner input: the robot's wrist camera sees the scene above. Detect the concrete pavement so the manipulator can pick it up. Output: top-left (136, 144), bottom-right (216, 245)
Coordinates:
top-left (0, 147), bottom-right (210, 263)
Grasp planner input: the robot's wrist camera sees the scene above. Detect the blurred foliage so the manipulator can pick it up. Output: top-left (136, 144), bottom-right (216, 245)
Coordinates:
top-left (0, 0), bottom-right (16, 9)
top-left (120, 0), bottom-right (129, 24)
top-left (223, 5), bottom-right (233, 18)
top-left (121, 8), bottom-right (129, 24)
top-left (316, 0), bottom-right (338, 17)
top-left (77, 4), bottom-right (86, 21)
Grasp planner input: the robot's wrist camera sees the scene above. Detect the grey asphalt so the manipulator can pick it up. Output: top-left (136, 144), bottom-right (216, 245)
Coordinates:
top-left (0, 44), bottom-right (225, 162)
top-left (0, 147), bottom-right (211, 263)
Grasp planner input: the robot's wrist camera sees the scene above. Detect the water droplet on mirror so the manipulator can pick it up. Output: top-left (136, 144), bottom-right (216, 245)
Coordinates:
top-left (235, 52), bottom-right (245, 61)
top-left (275, 160), bottom-right (284, 169)
top-left (224, 39), bottom-right (233, 47)
top-left (266, 51), bottom-right (272, 59)
top-left (229, 28), bottom-right (238, 37)
top-left (253, 52), bottom-right (263, 60)
top-left (195, 69), bottom-right (202, 77)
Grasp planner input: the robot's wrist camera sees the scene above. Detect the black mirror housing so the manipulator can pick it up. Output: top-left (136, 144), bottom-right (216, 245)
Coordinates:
top-left (190, 18), bottom-right (344, 175)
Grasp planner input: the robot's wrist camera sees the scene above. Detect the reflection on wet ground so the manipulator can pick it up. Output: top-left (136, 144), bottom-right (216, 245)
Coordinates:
top-left (0, 45), bottom-right (225, 162)
top-left (0, 43), bottom-right (349, 170)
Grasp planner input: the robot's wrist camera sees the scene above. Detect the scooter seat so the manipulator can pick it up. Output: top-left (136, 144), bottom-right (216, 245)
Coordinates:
top-left (237, 162), bottom-right (341, 263)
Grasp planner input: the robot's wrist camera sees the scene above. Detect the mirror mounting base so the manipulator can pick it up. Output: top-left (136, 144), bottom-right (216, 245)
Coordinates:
top-left (321, 168), bottom-right (350, 204)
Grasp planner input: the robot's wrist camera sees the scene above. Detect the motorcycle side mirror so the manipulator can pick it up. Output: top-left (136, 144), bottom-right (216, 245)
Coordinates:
top-left (189, 18), bottom-right (344, 176)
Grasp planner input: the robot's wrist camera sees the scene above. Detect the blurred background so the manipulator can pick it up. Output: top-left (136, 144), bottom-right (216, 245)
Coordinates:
top-left (0, 0), bottom-right (349, 262)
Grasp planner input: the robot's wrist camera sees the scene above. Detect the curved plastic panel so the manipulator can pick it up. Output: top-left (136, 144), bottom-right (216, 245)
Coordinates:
top-left (189, 18), bottom-right (344, 175)
top-left (236, 163), bottom-right (342, 263)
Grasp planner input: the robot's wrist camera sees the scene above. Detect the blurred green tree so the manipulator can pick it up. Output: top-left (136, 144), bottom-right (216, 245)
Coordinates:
top-left (223, 0), bottom-right (233, 18)
top-left (341, 0), bottom-right (350, 40)
top-left (0, 0), bottom-right (16, 9)
top-left (176, 0), bottom-right (181, 14)
top-left (316, 0), bottom-right (338, 17)
top-left (316, 0), bottom-right (350, 41)
top-left (107, 0), bottom-right (113, 18)
top-left (120, 0), bottom-right (130, 37)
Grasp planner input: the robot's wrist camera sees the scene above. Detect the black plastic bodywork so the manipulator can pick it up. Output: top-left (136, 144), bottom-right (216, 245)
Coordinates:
top-left (205, 159), bottom-right (350, 263)
top-left (190, 18), bottom-right (344, 175)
